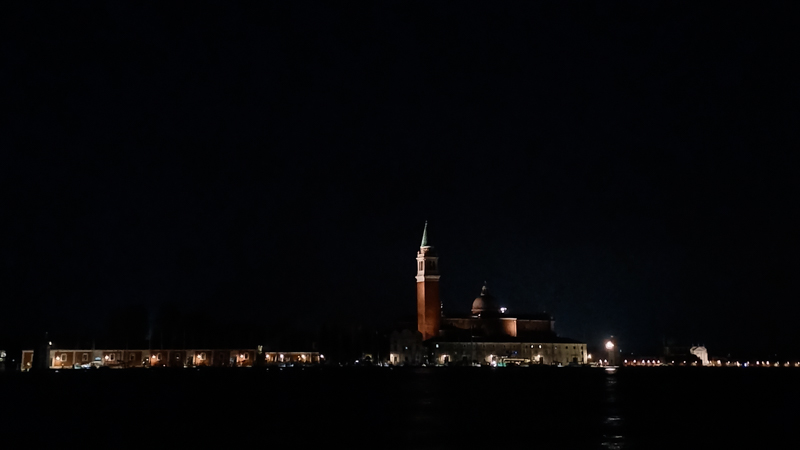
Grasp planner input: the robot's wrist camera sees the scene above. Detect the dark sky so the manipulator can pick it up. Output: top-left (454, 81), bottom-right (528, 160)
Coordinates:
top-left (2, 1), bottom-right (798, 356)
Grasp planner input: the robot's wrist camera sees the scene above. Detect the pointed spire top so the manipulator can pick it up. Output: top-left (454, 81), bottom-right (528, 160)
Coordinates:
top-left (420, 221), bottom-right (430, 248)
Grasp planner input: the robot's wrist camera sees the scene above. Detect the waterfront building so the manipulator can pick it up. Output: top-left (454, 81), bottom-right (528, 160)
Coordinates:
top-left (390, 223), bottom-right (587, 366)
top-left (20, 348), bottom-right (319, 370)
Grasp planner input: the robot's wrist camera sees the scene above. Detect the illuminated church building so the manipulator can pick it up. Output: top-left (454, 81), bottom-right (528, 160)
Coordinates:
top-left (390, 223), bottom-right (587, 366)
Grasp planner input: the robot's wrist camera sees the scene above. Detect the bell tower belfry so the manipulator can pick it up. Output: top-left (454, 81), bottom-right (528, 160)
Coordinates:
top-left (416, 221), bottom-right (441, 341)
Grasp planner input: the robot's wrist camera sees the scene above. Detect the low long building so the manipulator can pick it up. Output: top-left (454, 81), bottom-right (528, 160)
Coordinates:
top-left (21, 348), bottom-right (320, 370)
top-left (391, 328), bottom-right (586, 366)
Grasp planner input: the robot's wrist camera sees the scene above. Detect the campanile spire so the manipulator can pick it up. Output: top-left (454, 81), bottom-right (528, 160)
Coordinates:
top-left (416, 221), bottom-right (441, 340)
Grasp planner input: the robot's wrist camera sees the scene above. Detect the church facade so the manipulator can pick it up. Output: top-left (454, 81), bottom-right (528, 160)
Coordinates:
top-left (390, 223), bottom-right (587, 366)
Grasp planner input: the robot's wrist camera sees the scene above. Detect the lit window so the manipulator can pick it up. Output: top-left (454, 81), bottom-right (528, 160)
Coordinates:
top-left (108, 353), bottom-right (115, 361)
top-left (244, 353), bottom-right (249, 360)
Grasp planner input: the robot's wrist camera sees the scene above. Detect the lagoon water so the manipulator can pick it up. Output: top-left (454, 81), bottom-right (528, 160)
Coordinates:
top-left (3, 367), bottom-right (798, 449)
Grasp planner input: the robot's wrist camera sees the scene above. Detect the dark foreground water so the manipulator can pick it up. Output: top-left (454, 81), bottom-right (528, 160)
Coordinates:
top-left (2, 366), bottom-right (798, 449)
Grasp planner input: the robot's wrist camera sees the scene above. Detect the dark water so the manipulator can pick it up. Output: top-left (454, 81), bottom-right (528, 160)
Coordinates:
top-left (2, 367), bottom-right (798, 448)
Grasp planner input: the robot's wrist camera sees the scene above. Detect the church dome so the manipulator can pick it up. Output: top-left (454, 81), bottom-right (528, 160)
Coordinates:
top-left (471, 283), bottom-right (498, 315)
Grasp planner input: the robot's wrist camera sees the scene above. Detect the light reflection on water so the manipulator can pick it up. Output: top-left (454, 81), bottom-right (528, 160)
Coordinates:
top-left (405, 370), bottom-right (445, 448)
top-left (4, 367), bottom-right (798, 448)
top-left (602, 368), bottom-right (626, 449)
top-left (396, 367), bottom-right (633, 449)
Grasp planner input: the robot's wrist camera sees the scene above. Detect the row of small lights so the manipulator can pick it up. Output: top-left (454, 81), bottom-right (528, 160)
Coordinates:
top-left (620, 360), bottom-right (800, 367)
top-left (604, 340), bottom-right (800, 368)
top-left (744, 361), bottom-right (800, 367)
top-left (624, 360), bottom-right (661, 365)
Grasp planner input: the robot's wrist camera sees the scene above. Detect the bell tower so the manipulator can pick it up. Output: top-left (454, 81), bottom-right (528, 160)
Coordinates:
top-left (416, 221), bottom-right (441, 341)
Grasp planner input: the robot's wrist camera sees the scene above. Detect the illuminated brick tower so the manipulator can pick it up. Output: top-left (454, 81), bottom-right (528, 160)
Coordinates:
top-left (416, 221), bottom-right (441, 341)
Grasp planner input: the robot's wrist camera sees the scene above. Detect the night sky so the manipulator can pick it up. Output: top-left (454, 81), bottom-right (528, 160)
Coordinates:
top-left (2, 2), bottom-right (798, 357)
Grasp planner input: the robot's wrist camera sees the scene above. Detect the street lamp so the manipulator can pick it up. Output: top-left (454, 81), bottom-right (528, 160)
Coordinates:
top-left (605, 340), bottom-right (615, 366)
